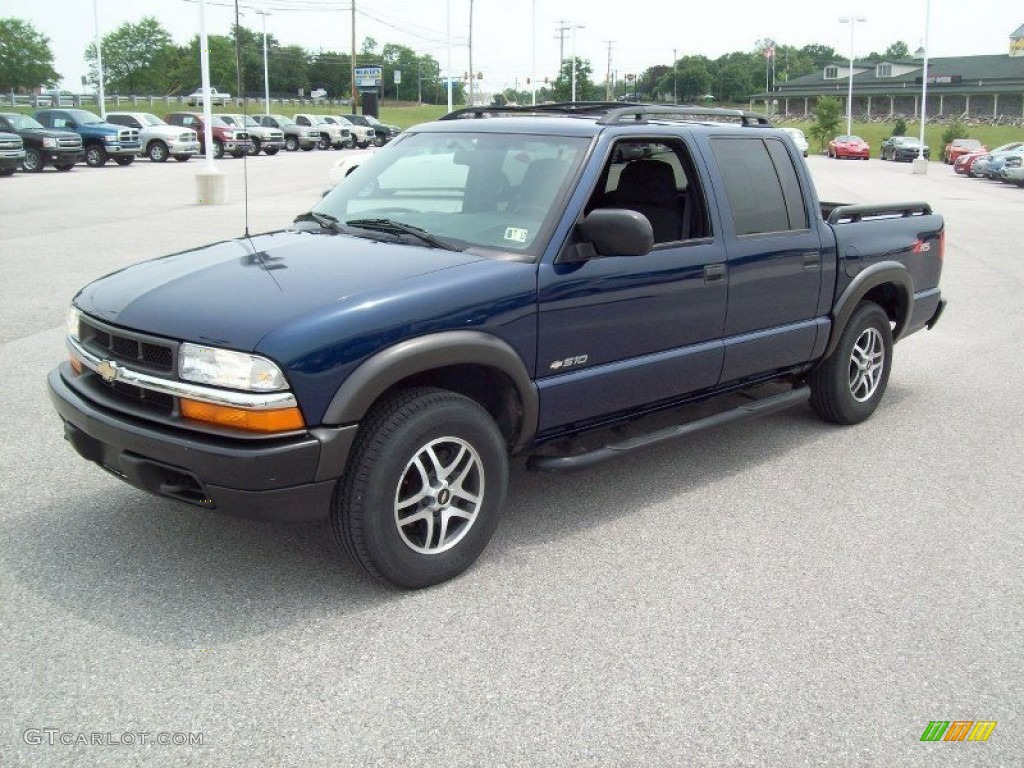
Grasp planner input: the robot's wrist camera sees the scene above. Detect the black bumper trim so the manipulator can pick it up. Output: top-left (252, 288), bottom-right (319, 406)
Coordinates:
top-left (49, 368), bottom-right (350, 522)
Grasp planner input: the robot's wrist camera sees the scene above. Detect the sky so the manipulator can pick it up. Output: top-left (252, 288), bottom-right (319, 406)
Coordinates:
top-left (6, 0), bottom-right (1023, 96)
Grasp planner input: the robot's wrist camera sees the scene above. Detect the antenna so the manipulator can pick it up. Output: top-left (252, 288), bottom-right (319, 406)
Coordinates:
top-left (233, 0), bottom-right (251, 238)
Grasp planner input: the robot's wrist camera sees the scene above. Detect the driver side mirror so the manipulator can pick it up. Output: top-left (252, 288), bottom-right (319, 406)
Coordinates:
top-left (563, 208), bottom-right (653, 262)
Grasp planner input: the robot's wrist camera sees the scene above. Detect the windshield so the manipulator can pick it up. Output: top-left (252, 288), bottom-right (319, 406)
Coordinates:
top-left (273, 116), bottom-right (295, 126)
top-left (7, 114), bottom-right (44, 130)
top-left (241, 116), bottom-right (259, 127)
top-left (69, 110), bottom-right (103, 125)
top-left (219, 115), bottom-right (240, 126)
top-left (138, 113), bottom-right (163, 126)
top-left (312, 131), bottom-right (589, 257)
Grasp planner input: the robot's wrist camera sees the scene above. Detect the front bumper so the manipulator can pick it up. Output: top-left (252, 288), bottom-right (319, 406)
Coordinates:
top-left (0, 151), bottom-right (24, 169)
top-left (48, 364), bottom-right (357, 522)
top-left (168, 139), bottom-right (201, 155)
top-left (106, 143), bottom-right (142, 157)
top-left (44, 148), bottom-right (85, 164)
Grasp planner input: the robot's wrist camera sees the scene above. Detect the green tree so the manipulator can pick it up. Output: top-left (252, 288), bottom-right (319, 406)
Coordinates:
top-left (85, 17), bottom-right (173, 94)
top-left (0, 17), bottom-right (60, 92)
top-left (550, 57), bottom-right (596, 101)
top-left (809, 95), bottom-right (842, 152)
top-left (169, 34), bottom-right (238, 95)
top-left (672, 58), bottom-right (712, 102)
top-left (884, 41), bottom-right (910, 59)
top-left (941, 120), bottom-right (969, 147)
top-left (892, 117), bottom-right (907, 136)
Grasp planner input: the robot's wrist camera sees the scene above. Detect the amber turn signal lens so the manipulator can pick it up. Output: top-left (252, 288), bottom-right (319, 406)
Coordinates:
top-left (180, 399), bottom-right (304, 432)
top-left (69, 356), bottom-right (83, 374)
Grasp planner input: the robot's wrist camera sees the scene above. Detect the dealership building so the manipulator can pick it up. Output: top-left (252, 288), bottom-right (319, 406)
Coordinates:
top-left (761, 24), bottom-right (1024, 120)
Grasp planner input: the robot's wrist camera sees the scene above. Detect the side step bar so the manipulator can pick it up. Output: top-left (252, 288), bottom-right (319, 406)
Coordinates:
top-left (527, 386), bottom-right (810, 472)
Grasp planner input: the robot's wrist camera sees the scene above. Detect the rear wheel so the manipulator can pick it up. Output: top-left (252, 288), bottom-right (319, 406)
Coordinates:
top-left (54, 163), bottom-right (75, 171)
top-left (212, 140), bottom-right (224, 159)
top-left (809, 302), bottom-right (893, 425)
top-left (264, 147), bottom-right (279, 156)
top-left (174, 155), bottom-right (191, 162)
top-left (230, 150), bottom-right (246, 158)
top-left (331, 387), bottom-right (509, 589)
top-left (0, 167), bottom-right (15, 176)
top-left (22, 147), bottom-right (44, 172)
top-left (249, 138), bottom-right (262, 155)
top-left (373, 133), bottom-right (385, 147)
top-left (114, 155), bottom-right (135, 166)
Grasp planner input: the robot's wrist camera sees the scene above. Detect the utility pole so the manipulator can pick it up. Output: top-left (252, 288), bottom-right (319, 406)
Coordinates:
top-left (570, 23), bottom-right (584, 102)
top-left (256, 10), bottom-right (270, 114)
top-left (468, 0), bottom-right (474, 105)
top-left (603, 40), bottom-right (614, 101)
top-left (555, 21), bottom-right (569, 76)
top-left (350, 0), bottom-right (357, 110)
top-left (672, 47), bottom-right (677, 105)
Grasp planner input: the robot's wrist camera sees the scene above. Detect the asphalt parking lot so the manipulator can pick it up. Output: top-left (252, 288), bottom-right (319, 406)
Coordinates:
top-left (1, 148), bottom-right (1021, 767)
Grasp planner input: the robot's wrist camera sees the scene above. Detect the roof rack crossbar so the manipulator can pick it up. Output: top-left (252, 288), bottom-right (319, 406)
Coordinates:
top-left (438, 102), bottom-right (772, 126)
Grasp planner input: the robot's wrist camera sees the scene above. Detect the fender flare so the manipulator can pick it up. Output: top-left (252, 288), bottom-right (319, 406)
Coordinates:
top-left (322, 330), bottom-right (539, 452)
top-left (825, 261), bottom-right (914, 359)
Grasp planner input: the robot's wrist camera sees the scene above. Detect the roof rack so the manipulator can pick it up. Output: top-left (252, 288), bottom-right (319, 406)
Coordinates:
top-left (438, 101), bottom-right (772, 127)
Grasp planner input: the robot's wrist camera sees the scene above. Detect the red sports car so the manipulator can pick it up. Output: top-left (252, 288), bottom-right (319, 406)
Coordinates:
top-left (828, 135), bottom-right (870, 160)
top-left (944, 138), bottom-right (985, 164)
top-left (953, 151), bottom-right (986, 175)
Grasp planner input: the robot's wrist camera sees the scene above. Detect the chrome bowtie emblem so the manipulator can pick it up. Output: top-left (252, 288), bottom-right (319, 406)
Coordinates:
top-left (95, 360), bottom-right (119, 383)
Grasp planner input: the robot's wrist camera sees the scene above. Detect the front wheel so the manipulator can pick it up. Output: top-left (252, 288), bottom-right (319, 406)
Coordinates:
top-left (285, 136), bottom-right (299, 152)
top-left (148, 141), bottom-right (169, 162)
top-left (809, 302), bottom-right (893, 425)
top-left (264, 147), bottom-right (279, 156)
top-left (22, 147), bottom-right (44, 172)
top-left (318, 136), bottom-right (330, 150)
top-left (212, 140), bottom-right (224, 159)
top-left (114, 155), bottom-right (135, 166)
top-left (373, 134), bottom-right (385, 147)
top-left (249, 138), bottom-right (262, 155)
top-left (331, 388), bottom-right (509, 589)
top-left (84, 144), bottom-right (107, 167)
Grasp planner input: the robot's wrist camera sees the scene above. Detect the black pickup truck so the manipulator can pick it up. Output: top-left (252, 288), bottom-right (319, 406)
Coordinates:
top-left (48, 104), bottom-right (945, 588)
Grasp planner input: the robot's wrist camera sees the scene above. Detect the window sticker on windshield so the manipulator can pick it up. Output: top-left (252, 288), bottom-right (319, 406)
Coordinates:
top-left (504, 227), bottom-right (528, 243)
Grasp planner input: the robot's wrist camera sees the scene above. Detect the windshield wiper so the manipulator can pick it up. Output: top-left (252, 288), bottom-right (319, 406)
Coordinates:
top-left (293, 210), bottom-right (349, 235)
top-left (346, 218), bottom-right (464, 251)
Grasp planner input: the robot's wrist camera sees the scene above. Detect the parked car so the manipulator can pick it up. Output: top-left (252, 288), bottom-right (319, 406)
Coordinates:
top-left (998, 153), bottom-right (1024, 186)
top-left (0, 131), bottom-right (25, 176)
top-left (186, 87), bottom-right (230, 106)
top-left (33, 108), bottom-right (140, 168)
top-left (253, 114), bottom-right (319, 152)
top-left (827, 135), bottom-right (870, 160)
top-left (968, 142), bottom-right (1024, 179)
top-left (880, 136), bottom-right (930, 162)
top-left (49, 104), bottom-right (946, 588)
top-left (164, 112), bottom-right (251, 159)
top-left (0, 112), bottom-right (83, 172)
top-left (779, 127), bottom-right (808, 157)
top-left (346, 113), bottom-right (401, 146)
top-left (985, 146), bottom-right (1024, 181)
top-left (105, 112), bottom-right (199, 163)
top-left (953, 151), bottom-right (987, 176)
top-left (293, 114), bottom-right (349, 149)
top-left (327, 147), bottom-right (378, 186)
top-left (219, 114), bottom-right (285, 156)
top-left (332, 115), bottom-right (374, 148)
top-left (943, 138), bottom-right (985, 164)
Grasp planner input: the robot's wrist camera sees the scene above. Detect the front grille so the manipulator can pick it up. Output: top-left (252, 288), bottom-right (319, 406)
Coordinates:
top-left (1005, 157), bottom-right (1022, 168)
top-left (81, 318), bottom-right (175, 373)
top-left (109, 380), bottom-right (175, 414)
top-left (178, 132), bottom-right (195, 142)
top-left (118, 128), bottom-right (139, 142)
top-left (58, 137), bottom-right (82, 149)
top-left (236, 131), bottom-right (249, 140)
top-left (0, 139), bottom-right (21, 150)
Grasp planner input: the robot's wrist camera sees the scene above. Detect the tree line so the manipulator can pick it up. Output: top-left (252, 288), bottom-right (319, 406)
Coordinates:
top-left (2, 16), bottom-right (912, 107)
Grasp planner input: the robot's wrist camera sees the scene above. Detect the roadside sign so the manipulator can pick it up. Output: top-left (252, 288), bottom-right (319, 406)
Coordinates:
top-left (355, 66), bottom-right (383, 88)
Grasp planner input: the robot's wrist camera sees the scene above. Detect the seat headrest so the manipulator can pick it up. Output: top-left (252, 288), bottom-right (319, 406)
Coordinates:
top-left (616, 159), bottom-right (677, 207)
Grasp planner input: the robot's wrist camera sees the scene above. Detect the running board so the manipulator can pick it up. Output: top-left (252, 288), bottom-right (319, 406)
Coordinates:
top-left (527, 386), bottom-right (810, 472)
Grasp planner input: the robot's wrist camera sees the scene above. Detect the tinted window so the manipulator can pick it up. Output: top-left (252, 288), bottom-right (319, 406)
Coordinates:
top-left (765, 139), bottom-right (808, 230)
top-left (712, 137), bottom-right (797, 235)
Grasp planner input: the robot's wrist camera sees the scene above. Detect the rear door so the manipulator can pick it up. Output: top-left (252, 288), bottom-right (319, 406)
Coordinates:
top-left (705, 135), bottom-right (825, 383)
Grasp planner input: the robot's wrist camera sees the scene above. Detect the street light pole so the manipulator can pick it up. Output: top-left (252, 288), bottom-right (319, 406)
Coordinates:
top-left (256, 10), bottom-right (270, 114)
top-left (570, 23), bottom-right (584, 102)
top-left (839, 16), bottom-right (867, 137)
top-left (913, 0), bottom-right (932, 173)
top-left (673, 48), bottom-right (677, 105)
top-left (92, 0), bottom-right (106, 118)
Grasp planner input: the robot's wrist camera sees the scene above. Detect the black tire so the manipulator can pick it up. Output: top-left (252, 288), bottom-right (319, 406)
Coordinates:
top-left (22, 147), bottom-right (44, 172)
top-left (332, 387), bottom-right (509, 589)
top-left (173, 155), bottom-right (191, 162)
top-left (373, 133), bottom-right (385, 147)
top-left (345, 138), bottom-right (356, 149)
top-left (264, 147), bottom-right (279, 156)
top-left (148, 141), bottom-right (169, 162)
top-left (318, 136), bottom-right (330, 150)
top-left (54, 163), bottom-right (75, 171)
top-left (249, 138), bottom-right (262, 155)
top-left (212, 140), bottom-right (224, 159)
top-left (285, 136), bottom-right (299, 152)
top-left (85, 144), bottom-right (107, 167)
top-left (0, 167), bottom-right (15, 176)
top-left (230, 150), bottom-right (246, 158)
top-left (809, 302), bottom-right (893, 425)
top-left (301, 144), bottom-right (315, 152)
top-left (114, 155), bottom-right (135, 166)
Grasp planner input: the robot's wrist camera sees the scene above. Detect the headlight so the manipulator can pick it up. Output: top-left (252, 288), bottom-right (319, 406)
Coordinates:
top-left (66, 306), bottom-right (81, 340)
top-left (104, 134), bottom-right (118, 143)
top-left (43, 137), bottom-right (58, 148)
top-left (222, 131), bottom-right (235, 140)
top-left (179, 343), bottom-right (287, 392)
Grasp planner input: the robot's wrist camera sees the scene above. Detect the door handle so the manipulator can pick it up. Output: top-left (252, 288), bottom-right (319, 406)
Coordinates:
top-left (803, 251), bottom-right (821, 269)
top-left (704, 263), bottom-right (726, 284)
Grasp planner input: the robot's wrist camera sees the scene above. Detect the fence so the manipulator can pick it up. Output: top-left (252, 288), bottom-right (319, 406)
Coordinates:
top-left (2, 93), bottom-right (354, 111)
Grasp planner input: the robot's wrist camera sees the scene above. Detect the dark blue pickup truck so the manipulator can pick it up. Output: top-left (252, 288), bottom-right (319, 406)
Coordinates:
top-left (48, 104), bottom-right (945, 587)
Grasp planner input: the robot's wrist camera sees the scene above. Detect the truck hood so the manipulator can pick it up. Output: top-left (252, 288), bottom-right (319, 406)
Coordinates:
top-left (73, 229), bottom-right (485, 351)
top-left (16, 127), bottom-right (79, 141)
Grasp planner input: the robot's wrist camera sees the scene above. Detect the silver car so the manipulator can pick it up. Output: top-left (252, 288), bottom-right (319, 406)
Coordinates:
top-left (220, 114), bottom-right (285, 156)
